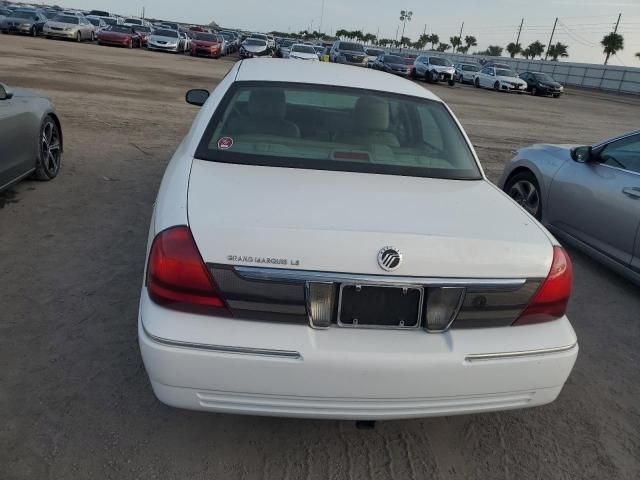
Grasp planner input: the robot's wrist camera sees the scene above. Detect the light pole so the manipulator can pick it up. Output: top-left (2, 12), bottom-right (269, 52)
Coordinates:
top-left (399, 10), bottom-right (413, 52)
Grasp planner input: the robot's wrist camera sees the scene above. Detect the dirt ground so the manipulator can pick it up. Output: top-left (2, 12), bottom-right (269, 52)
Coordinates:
top-left (1, 34), bottom-right (639, 480)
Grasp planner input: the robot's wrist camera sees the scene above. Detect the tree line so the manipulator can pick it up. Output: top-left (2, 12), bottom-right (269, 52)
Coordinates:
top-left (270, 28), bottom-right (639, 64)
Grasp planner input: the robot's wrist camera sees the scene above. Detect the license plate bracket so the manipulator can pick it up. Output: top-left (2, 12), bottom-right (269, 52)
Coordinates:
top-left (337, 284), bottom-right (423, 329)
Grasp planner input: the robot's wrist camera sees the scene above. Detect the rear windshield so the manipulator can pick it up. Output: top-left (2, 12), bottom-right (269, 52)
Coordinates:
top-left (135, 25), bottom-right (151, 32)
top-left (103, 17), bottom-right (118, 25)
top-left (89, 10), bottom-right (109, 16)
top-left (462, 64), bottom-right (479, 71)
top-left (125, 18), bottom-right (142, 25)
top-left (339, 42), bottom-right (364, 52)
top-left (87, 18), bottom-right (101, 26)
top-left (195, 82), bottom-right (480, 180)
top-left (245, 39), bottom-right (266, 46)
top-left (53, 15), bottom-right (79, 24)
top-left (367, 48), bottom-right (384, 56)
top-left (496, 69), bottom-right (517, 77)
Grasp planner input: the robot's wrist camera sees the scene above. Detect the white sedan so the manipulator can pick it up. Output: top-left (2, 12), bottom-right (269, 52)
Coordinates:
top-left (473, 65), bottom-right (528, 92)
top-left (288, 43), bottom-right (320, 61)
top-left (139, 59), bottom-right (578, 420)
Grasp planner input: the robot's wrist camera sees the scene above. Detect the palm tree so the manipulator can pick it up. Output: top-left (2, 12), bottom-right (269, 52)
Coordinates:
top-left (450, 36), bottom-right (462, 53)
top-left (363, 33), bottom-right (376, 45)
top-left (335, 29), bottom-right (348, 39)
top-left (521, 47), bottom-right (532, 59)
top-left (437, 42), bottom-right (450, 52)
top-left (428, 34), bottom-right (439, 50)
top-left (601, 32), bottom-right (624, 65)
top-left (527, 41), bottom-right (546, 59)
top-left (506, 42), bottom-right (521, 58)
top-left (547, 42), bottom-right (569, 61)
top-left (464, 35), bottom-right (477, 51)
top-left (415, 33), bottom-right (429, 50)
top-left (457, 45), bottom-right (469, 54)
top-left (636, 52), bottom-right (640, 60)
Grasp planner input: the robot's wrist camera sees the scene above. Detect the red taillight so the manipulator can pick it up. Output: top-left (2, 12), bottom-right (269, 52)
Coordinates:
top-left (513, 246), bottom-right (572, 326)
top-left (146, 226), bottom-right (228, 313)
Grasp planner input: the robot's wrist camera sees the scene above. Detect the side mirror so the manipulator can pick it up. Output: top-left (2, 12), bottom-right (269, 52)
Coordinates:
top-left (570, 146), bottom-right (593, 163)
top-left (186, 89), bottom-right (209, 107)
top-left (0, 83), bottom-right (13, 100)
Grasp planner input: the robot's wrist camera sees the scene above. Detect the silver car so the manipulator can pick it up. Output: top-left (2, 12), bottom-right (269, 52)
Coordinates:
top-left (500, 130), bottom-right (640, 284)
top-left (0, 83), bottom-right (63, 193)
top-left (43, 14), bottom-right (96, 41)
top-left (147, 29), bottom-right (185, 53)
top-left (329, 41), bottom-right (368, 67)
top-left (413, 55), bottom-right (456, 85)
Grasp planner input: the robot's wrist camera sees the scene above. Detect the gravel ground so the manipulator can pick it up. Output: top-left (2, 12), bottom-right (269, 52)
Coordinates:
top-left (1, 35), bottom-right (639, 480)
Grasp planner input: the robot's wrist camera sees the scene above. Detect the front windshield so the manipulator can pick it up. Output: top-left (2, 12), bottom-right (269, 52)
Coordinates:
top-left (196, 83), bottom-right (481, 180)
top-left (339, 42), bottom-right (364, 52)
top-left (384, 55), bottom-right (405, 64)
top-left (154, 29), bottom-right (178, 37)
top-left (534, 73), bottom-right (554, 82)
top-left (462, 65), bottom-right (480, 71)
top-left (195, 33), bottom-right (217, 41)
top-left (245, 39), bottom-right (266, 46)
top-left (103, 17), bottom-right (118, 25)
top-left (53, 15), bottom-right (79, 24)
top-left (13, 11), bottom-right (37, 20)
top-left (109, 26), bottom-right (132, 34)
top-left (292, 45), bottom-right (316, 54)
top-left (429, 57), bottom-right (451, 66)
top-left (87, 18), bottom-right (101, 26)
top-left (251, 34), bottom-right (267, 40)
top-left (496, 69), bottom-right (517, 77)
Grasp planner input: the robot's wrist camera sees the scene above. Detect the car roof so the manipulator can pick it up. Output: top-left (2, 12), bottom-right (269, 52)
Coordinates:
top-left (235, 59), bottom-right (441, 102)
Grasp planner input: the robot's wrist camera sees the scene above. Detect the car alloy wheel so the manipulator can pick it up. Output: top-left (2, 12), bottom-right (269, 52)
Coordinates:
top-left (531, 87), bottom-right (538, 96)
top-left (494, 81), bottom-right (500, 91)
top-left (76, 32), bottom-right (81, 42)
top-left (506, 173), bottom-right (541, 219)
top-left (35, 116), bottom-right (62, 180)
top-left (430, 70), bottom-right (438, 83)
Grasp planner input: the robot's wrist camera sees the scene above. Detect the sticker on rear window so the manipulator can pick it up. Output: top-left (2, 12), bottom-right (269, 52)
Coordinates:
top-left (217, 136), bottom-right (234, 150)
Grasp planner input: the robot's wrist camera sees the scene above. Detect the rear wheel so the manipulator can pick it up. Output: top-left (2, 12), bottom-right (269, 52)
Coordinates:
top-left (474, 78), bottom-right (480, 88)
top-left (31, 26), bottom-right (37, 37)
top-left (76, 31), bottom-right (81, 42)
top-left (494, 81), bottom-right (500, 91)
top-left (531, 86), bottom-right (538, 96)
top-left (505, 171), bottom-right (542, 220)
top-left (35, 115), bottom-right (62, 181)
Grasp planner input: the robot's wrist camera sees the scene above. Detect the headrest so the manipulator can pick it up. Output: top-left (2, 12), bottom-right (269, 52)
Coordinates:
top-left (248, 89), bottom-right (286, 119)
top-left (354, 96), bottom-right (390, 131)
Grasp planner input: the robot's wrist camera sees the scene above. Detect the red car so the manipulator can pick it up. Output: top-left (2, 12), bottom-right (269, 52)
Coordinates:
top-left (97, 25), bottom-right (142, 48)
top-left (189, 32), bottom-right (223, 58)
top-left (133, 26), bottom-right (152, 47)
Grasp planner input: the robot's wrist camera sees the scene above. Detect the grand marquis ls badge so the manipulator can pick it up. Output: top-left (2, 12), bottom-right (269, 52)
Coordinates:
top-left (377, 246), bottom-right (402, 271)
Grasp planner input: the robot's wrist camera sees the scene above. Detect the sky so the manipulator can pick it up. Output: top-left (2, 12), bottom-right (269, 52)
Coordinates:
top-left (34, 0), bottom-right (640, 66)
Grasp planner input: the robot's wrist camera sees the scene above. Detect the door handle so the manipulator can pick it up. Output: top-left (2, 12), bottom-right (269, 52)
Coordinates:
top-left (622, 187), bottom-right (640, 199)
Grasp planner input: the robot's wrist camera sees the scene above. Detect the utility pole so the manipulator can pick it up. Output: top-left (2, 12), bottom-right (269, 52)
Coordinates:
top-left (423, 24), bottom-right (427, 35)
top-left (604, 13), bottom-right (622, 65)
top-left (455, 21), bottom-right (464, 53)
top-left (515, 18), bottom-right (523, 46)
top-left (544, 17), bottom-right (558, 60)
top-left (395, 24), bottom-right (399, 46)
top-left (141, 6), bottom-right (145, 19)
top-left (319, 0), bottom-right (325, 35)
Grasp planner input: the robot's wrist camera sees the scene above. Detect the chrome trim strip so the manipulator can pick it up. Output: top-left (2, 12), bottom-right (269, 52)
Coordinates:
top-left (142, 324), bottom-right (302, 359)
top-left (235, 266), bottom-right (526, 288)
top-left (465, 343), bottom-right (577, 362)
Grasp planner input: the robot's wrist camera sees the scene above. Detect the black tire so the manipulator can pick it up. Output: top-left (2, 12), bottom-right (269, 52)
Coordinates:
top-left (90, 31), bottom-right (95, 42)
top-left (429, 70), bottom-right (438, 83)
top-left (553, 94), bottom-right (561, 98)
top-left (504, 171), bottom-right (542, 220)
top-left (474, 78), bottom-right (480, 88)
top-left (531, 86), bottom-right (538, 96)
top-left (410, 68), bottom-right (416, 79)
top-left (76, 31), bottom-right (81, 42)
top-left (31, 26), bottom-right (37, 37)
top-left (494, 81), bottom-right (500, 91)
top-left (34, 115), bottom-right (62, 181)
top-left (448, 78), bottom-right (455, 86)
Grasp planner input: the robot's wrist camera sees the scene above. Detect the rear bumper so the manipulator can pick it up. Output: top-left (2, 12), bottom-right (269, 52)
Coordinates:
top-left (139, 290), bottom-right (578, 419)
